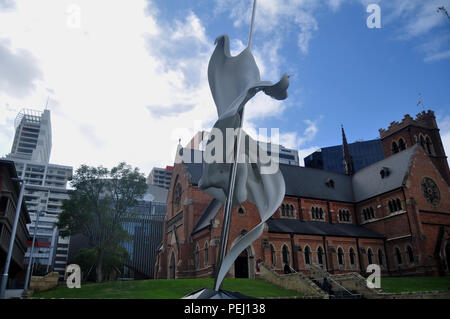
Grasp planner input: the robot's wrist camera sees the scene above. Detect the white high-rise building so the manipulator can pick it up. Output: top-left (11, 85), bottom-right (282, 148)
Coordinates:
top-left (147, 166), bottom-right (173, 190)
top-left (4, 108), bottom-right (73, 279)
top-left (9, 109), bottom-right (52, 163)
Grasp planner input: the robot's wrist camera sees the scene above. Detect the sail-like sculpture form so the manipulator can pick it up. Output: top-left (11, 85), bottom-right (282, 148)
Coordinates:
top-left (198, 34), bottom-right (289, 290)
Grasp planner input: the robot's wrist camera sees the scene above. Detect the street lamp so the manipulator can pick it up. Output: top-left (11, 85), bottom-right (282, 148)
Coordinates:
top-left (23, 210), bottom-right (46, 294)
top-left (0, 178), bottom-right (25, 299)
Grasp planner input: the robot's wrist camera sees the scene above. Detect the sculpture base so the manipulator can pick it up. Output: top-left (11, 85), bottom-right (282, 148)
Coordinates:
top-left (182, 288), bottom-right (254, 299)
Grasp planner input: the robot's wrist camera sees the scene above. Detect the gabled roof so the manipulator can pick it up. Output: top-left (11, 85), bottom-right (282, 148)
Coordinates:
top-left (192, 199), bottom-right (222, 235)
top-left (267, 218), bottom-right (384, 239)
top-left (351, 144), bottom-right (418, 202)
top-left (183, 162), bottom-right (203, 186)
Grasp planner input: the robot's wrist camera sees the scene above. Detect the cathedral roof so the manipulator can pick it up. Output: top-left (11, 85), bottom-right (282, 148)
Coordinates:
top-left (351, 144), bottom-right (417, 202)
top-left (183, 144), bottom-right (419, 204)
top-left (266, 218), bottom-right (384, 239)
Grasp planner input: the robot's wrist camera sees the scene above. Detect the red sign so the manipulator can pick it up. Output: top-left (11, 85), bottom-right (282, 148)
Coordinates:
top-left (26, 241), bottom-right (51, 247)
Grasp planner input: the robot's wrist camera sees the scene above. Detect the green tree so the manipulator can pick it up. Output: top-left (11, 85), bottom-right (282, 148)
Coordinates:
top-left (74, 246), bottom-right (130, 282)
top-left (58, 162), bottom-right (147, 282)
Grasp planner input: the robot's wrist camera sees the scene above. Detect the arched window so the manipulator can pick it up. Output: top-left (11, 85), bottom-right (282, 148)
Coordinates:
top-left (339, 210), bottom-right (350, 222)
top-left (399, 138), bottom-right (406, 151)
top-left (378, 249), bottom-right (383, 266)
top-left (311, 207), bottom-right (324, 220)
top-left (304, 246), bottom-right (311, 265)
top-left (194, 245), bottom-right (200, 269)
top-left (388, 201), bottom-right (394, 213)
top-left (392, 141), bottom-right (399, 154)
top-left (317, 247), bottom-right (324, 265)
top-left (270, 245), bottom-right (276, 266)
top-left (396, 198), bottom-right (402, 211)
top-left (420, 135), bottom-right (425, 149)
top-left (290, 205), bottom-right (294, 217)
top-left (406, 245), bottom-right (414, 264)
top-left (349, 248), bottom-right (355, 265)
top-left (395, 247), bottom-right (402, 265)
top-left (425, 136), bottom-right (433, 155)
top-left (173, 182), bottom-right (182, 212)
top-left (338, 247), bottom-right (344, 265)
top-left (281, 204), bottom-right (285, 216)
top-left (393, 199), bottom-right (398, 212)
top-left (238, 206), bottom-right (245, 215)
top-left (282, 245), bottom-right (290, 265)
top-left (363, 208), bottom-right (368, 220)
top-left (369, 207), bottom-right (375, 219)
top-left (204, 242), bottom-right (209, 266)
top-left (367, 248), bottom-right (374, 265)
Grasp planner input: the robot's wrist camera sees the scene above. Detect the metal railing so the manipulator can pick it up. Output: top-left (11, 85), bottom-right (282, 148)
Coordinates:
top-left (309, 263), bottom-right (360, 298)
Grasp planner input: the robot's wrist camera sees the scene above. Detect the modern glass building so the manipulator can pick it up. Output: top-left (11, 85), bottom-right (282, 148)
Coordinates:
top-left (304, 139), bottom-right (385, 174)
top-left (121, 185), bottom-right (168, 279)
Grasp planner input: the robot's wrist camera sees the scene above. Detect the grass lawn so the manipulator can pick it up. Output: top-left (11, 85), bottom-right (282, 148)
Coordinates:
top-left (33, 278), bottom-right (303, 299)
top-left (381, 276), bottom-right (450, 293)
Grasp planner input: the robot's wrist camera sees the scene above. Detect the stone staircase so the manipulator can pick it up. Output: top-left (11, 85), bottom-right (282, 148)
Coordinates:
top-left (329, 272), bottom-right (384, 299)
top-left (308, 264), bottom-right (362, 299)
top-left (259, 262), bottom-right (329, 298)
top-left (259, 262), bottom-right (388, 299)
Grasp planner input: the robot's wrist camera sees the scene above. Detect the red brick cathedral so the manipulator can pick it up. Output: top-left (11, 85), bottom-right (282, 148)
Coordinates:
top-left (154, 110), bottom-right (450, 279)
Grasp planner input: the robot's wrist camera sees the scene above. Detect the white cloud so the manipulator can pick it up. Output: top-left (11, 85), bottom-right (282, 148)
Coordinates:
top-left (0, 0), bottom-right (217, 174)
top-left (0, 0), bottom-right (15, 11)
top-left (0, 37), bottom-right (42, 97)
top-left (214, 0), bottom-right (320, 55)
top-left (424, 49), bottom-right (450, 63)
top-left (298, 118), bottom-right (321, 146)
top-left (0, 0), bottom-right (297, 175)
top-left (327, 0), bottom-right (345, 12)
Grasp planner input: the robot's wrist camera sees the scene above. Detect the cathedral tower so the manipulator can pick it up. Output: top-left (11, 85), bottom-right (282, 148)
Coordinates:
top-left (379, 110), bottom-right (450, 185)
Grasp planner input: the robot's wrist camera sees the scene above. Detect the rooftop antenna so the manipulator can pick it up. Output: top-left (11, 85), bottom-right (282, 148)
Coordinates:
top-left (45, 96), bottom-right (50, 110)
top-left (417, 93), bottom-right (425, 112)
top-left (437, 6), bottom-right (450, 23)
top-left (247, 0), bottom-right (257, 50)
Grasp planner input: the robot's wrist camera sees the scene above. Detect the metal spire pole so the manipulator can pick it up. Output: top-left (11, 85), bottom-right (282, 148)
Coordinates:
top-left (248, 0), bottom-right (257, 50)
top-left (213, 0), bottom-right (257, 292)
top-left (23, 211), bottom-right (44, 294)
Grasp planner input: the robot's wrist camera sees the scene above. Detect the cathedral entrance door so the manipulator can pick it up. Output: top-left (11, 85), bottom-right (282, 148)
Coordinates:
top-left (234, 249), bottom-right (249, 278)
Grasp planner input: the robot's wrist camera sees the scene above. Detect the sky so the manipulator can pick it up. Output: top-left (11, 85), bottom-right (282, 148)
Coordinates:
top-left (0, 0), bottom-right (449, 177)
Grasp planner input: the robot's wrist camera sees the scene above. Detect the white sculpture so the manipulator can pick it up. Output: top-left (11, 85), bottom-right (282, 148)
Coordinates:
top-left (197, 1), bottom-right (290, 293)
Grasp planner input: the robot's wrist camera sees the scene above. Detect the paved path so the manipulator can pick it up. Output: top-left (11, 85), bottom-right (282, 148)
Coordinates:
top-left (5, 289), bottom-right (23, 299)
